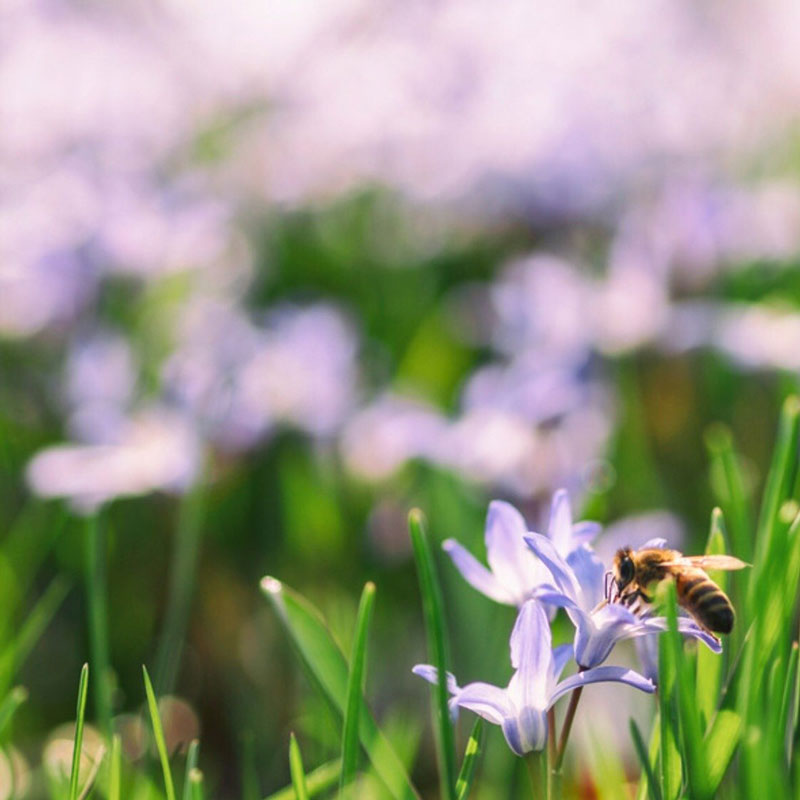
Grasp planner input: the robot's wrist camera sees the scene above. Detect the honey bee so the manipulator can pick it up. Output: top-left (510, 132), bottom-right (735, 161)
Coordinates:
top-left (612, 547), bottom-right (749, 636)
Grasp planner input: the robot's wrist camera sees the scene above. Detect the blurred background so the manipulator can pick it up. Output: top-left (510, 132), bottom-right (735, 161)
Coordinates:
top-left (4, 0), bottom-right (800, 796)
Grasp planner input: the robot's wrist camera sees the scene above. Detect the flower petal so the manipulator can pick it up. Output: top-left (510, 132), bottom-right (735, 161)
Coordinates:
top-left (412, 664), bottom-right (460, 695)
top-left (551, 643), bottom-right (574, 683)
top-left (533, 586), bottom-right (581, 612)
top-left (547, 489), bottom-right (573, 555)
top-left (639, 616), bottom-right (724, 654)
top-left (442, 539), bottom-right (515, 604)
top-left (548, 665), bottom-right (655, 708)
top-left (502, 706), bottom-right (548, 755)
top-left (570, 521), bottom-right (602, 550)
top-left (634, 634), bottom-right (660, 683)
top-left (454, 681), bottom-right (514, 727)
top-left (485, 501), bottom-right (540, 599)
top-left (566, 546), bottom-right (605, 608)
top-left (574, 603), bottom-right (640, 668)
top-left (508, 601), bottom-right (552, 708)
top-left (525, 533), bottom-right (581, 602)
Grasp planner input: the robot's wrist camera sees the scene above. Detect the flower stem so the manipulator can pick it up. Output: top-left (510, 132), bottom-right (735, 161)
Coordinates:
top-left (84, 511), bottom-right (112, 736)
top-left (547, 708), bottom-right (558, 799)
top-left (154, 479), bottom-right (205, 695)
top-left (524, 751), bottom-right (546, 800)
top-left (555, 686), bottom-right (583, 771)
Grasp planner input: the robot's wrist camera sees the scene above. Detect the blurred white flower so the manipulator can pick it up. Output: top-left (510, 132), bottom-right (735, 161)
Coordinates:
top-left (26, 407), bottom-right (201, 513)
top-left (340, 393), bottom-right (448, 481)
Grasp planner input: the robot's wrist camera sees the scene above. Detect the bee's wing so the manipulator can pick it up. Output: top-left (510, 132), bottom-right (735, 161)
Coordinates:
top-left (662, 555), bottom-right (750, 571)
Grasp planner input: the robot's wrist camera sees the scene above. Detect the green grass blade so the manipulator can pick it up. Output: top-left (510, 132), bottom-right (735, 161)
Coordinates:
top-left (184, 739), bottom-right (200, 800)
top-left (242, 732), bottom-right (260, 800)
top-left (109, 734), bottom-right (122, 800)
top-left (778, 643), bottom-right (798, 763)
top-left (340, 581), bottom-right (376, 793)
top-left (703, 710), bottom-right (742, 792)
top-left (705, 423), bottom-right (754, 565)
top-left (656, 586), bottom-right (683, 800)
top-left (155, 474), bottom-right (206, 695)
top-left (635, 719), bottom-right (661, 800)
top-left (408, 509), bottom-right (456, 800)
top-left (142, 664), bottom-right (177, 800)
top-left (85, 512), bottom-right (113, 737)
top-left (750, 396), bottom-right (800, 606)
top-left (629, 719), bottom-right (662, 800)
top-left (263, 759), bottom-right (340, 800)
top-left (696, 509), bottom-right (727, 729)
top-left (68, 663), bottom-right (89, 800)
top-left (261, 577), bottom-right (419, 800)
top-left (455, 718), bottom-right (483, 800)
top-left (289, 733), bottom-right (310, 800)
top-left (663, 582), bottom-right (705, 798)
top-left (189, 768), bottom-right (204, 800)
top-left (0, 686), bottom-right (27, 739)
top-left (0, 575), bottom-right (71, 689)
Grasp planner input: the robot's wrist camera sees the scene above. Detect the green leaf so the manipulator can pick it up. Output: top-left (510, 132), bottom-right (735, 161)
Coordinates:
top-left (109, 735), bottom-right (122, 800)
top-left (263, 760), bottom-right (340, 800)
top-left (289, 733), bottom-right (310, 800)
top-left (184, 740), bottom-right (200, 800)
top-left (696, 509), bottom-right (727, 728)
top-left (0, 686), bottom-right (27, 739)
top-left (261, 577), bottom-right (419, 800)
top-left (455, 719), bottom-right (483, 800)
top-left (408, 509), bottom-right (457, 800)
top-left (629, 719), bottom-right (662, 800)
top-left (703, 710), bottom-right (742, 791)
top-left (68, 663), bottom-right (89, 800)
top-left (143, 664), bottom-right (177, 800)
top-left (340, 581), bottom-right (376, 793)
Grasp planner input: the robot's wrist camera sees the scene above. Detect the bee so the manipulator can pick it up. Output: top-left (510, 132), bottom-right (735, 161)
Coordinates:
top-left (612, 547), bottom-right (749, 636)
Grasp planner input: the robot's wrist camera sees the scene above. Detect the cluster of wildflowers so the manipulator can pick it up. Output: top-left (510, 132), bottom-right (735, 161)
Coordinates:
top-left (414, 491), bottom-right (721, 756)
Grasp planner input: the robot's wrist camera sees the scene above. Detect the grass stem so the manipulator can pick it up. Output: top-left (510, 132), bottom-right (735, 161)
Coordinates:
top-left (84, 512), bottom-right (112, 736)
top-left (155, 480), bottom-right (205, 694)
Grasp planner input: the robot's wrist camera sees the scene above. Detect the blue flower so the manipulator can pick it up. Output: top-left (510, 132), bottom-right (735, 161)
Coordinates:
top-left (413, 600), bottom-right (655, 756)
top-left (442, 490), bottom-right (600, 607)
top-left (525, 533), bottom-right (722, 669)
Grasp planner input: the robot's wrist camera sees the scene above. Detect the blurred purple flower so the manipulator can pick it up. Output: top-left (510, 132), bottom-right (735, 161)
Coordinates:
top-left (164, 302), bottom-right (360, 450)
top-left (526, 533), bottom-right (721, 669)
top-left (413, 600), bottom-right (654, 755)
top-left (443, 490), bottom-right (600, 607)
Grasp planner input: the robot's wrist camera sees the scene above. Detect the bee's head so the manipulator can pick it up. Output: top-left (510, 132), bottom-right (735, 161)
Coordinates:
top-left (614, 547), bottom-right (635, 592)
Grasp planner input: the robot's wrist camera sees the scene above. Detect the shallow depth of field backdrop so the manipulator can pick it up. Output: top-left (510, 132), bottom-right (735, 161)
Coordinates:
top-left (5, 0), bottom-right (800, 797)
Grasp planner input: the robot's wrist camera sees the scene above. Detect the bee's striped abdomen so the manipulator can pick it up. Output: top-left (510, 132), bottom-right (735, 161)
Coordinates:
top-left (676, 571), bottom-right (735, 634)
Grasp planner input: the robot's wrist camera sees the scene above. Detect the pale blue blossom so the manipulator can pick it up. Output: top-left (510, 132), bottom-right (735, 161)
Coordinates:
top-left (442, 490), bottom-right (600, 606)
top-left (413, 600), bottom-right (654, 755)
top-left (525, 533), bottom-right (722, 669)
